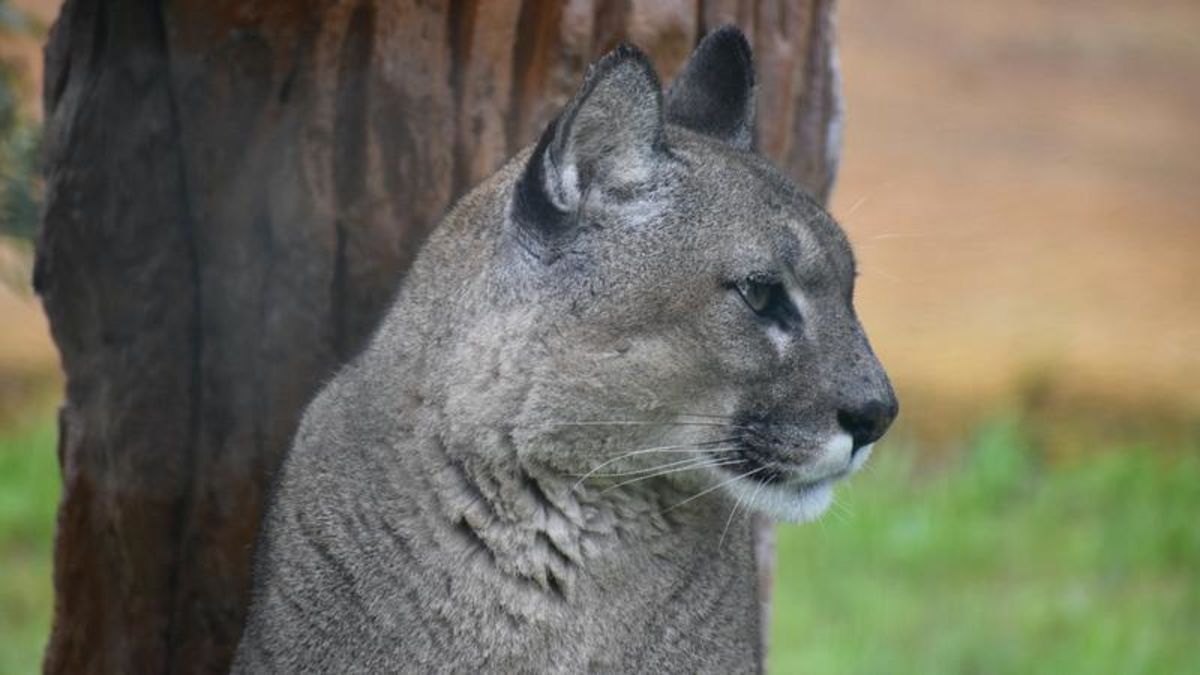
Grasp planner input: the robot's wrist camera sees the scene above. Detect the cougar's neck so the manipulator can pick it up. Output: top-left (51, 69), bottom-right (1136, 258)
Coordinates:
top-left (394, 399), bottom-right (756, 607)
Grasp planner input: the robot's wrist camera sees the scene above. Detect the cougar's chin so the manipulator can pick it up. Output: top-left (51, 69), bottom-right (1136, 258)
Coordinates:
top-left (724, 476), bottom-right (836, 523)
top-left (718, 433), bottom-right (872, 523)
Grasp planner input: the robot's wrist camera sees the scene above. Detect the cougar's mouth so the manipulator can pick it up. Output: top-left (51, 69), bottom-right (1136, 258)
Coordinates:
top-left (723, 443), bottom-right (850, 488)
top-left (716, 432), bottom-right (868, 523)
top-left (727, 442), bottom-right (790, 484)
top-left (718, 465), bottom-right (838, 523)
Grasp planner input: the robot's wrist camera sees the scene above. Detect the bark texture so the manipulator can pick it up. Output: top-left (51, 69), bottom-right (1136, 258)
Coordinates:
top-left (35, 1), bottom-right (841, 672)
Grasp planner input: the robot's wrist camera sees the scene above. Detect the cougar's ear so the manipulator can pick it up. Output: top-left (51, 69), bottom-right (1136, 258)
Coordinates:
top-left (513, 44), bottom-right (666, 249)
top-left (665, 25), bottom-right (756, 151)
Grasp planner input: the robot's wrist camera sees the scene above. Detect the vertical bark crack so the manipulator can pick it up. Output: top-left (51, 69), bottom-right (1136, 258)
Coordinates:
top-left (447, 0), bottom-right (478, 198)
top-left (507, 0), bottom-right (563, 152)
top-left (332, 0), bottom-right (375, 362)
top-left (150, 1), bottom-right (206, 671)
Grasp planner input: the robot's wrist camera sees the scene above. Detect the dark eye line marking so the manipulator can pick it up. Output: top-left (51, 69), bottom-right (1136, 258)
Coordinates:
top-left (727, 274), bottom-right (802, 329)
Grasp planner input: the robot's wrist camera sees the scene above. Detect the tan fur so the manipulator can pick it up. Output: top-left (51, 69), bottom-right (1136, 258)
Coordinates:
top-left (234, 28), bottom-right (895, 673)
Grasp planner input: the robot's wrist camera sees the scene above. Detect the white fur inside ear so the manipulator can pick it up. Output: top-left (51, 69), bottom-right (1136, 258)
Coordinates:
top-left (544, 151), bottom-right (581, 212)
top-left (559, 140), bottom-right (657, 205)
top-left (558, 162), bottom-right (581, 209)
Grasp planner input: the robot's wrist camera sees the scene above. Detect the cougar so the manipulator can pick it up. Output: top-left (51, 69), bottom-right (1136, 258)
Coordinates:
top-left (234, 26), bottom-right (897, 674)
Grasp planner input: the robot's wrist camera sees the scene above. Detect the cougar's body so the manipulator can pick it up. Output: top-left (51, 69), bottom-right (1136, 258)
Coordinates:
top-left (235, 28), bottom-right (896, 673)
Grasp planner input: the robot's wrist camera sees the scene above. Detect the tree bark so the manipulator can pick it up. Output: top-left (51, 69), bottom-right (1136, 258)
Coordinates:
top-left (35, 1), bottom-right (841, 672)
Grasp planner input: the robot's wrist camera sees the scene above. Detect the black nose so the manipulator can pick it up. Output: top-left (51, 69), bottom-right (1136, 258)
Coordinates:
top-left (837, 399), bottom-right (897, 450)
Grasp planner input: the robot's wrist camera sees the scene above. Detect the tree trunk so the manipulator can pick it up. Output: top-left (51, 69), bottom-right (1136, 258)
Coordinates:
top-left (34, 1), bottom-right (841, 672)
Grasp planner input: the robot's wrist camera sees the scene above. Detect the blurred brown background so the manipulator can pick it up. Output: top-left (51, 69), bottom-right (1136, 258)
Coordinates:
top-left (835, 1), bottom-right (1200, 437)
top-left (4, 0), bottom-right (1198, 429)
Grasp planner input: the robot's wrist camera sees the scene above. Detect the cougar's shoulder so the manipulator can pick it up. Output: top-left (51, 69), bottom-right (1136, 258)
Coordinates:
top-left (236, 25), bottom-right (896, 674)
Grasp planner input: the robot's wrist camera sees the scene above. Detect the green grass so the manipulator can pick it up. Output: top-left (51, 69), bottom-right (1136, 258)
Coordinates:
top-left (0, 419), bottom-right (56, 675)
top-left (1, 415), bottom-right (1197, 674)
top-left (770, 416), bottom-right (1200, 674)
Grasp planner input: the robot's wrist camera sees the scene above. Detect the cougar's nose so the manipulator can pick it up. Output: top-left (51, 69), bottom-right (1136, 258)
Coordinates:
top-left (837, 398), bottom-right (898, 451)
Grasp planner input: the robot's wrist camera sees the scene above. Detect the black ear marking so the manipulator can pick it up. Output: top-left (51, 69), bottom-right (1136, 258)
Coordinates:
top-left (513, 43), bottom-right (667, 254)
top-left (513, 118), bottom-right (570, 250)
top-left (665, 25), bottom-right (756, 151)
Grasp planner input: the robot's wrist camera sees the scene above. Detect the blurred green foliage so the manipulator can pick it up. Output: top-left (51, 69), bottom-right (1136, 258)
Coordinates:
top-left (0, 419), bottom-right (56, 675)
top-left (771, 417), bottom-right (1200, 674)
top-left (2, 414), bottom-right (1197, 673)
top-left (0, 0), bottom-right (43, 242)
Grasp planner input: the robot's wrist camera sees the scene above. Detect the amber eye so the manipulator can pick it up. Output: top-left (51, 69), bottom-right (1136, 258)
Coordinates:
top-left (737, 280), bottom-right (774, 314)
top-left (733, 278), bottom-right (799, 328)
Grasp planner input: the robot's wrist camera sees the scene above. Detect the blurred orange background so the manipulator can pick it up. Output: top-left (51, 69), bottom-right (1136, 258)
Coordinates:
top-left (835, 1), bottom-right (1200, 435)
top-left (3, 0), bottom-right (1199, 428)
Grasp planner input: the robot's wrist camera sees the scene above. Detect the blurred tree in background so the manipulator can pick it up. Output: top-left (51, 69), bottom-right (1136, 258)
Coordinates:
top-left (0, 0), bottom-right (41, 242)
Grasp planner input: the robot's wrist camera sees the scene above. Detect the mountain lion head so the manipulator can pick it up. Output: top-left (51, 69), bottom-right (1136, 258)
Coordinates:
top-left (419, 28), bottom-right (897, 524)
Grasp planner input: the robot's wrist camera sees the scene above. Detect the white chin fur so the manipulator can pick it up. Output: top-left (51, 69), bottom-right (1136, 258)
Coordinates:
top-left (850, 443), bottom-right (873, 472)
top-left (721, 433), bottom-right (874, 524)
top-left (725, 478), bottom-right (834, 523)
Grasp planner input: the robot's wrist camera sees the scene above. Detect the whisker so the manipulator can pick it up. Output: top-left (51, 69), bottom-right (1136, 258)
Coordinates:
top-left (601, 447), bottom-right (740, 457)
top-left (718, 492), bottom-right (745, 549)
top-left (662, 465), bottom-right (767, 514)
top-left (720, 478), bottom-right (767, 548)
top-left (824, 496), bottom-right (845, 525)
top-left (866, 231), bottom-right (940, 241)
top-left (598, 438), bottom-right (735, 458)
top-left (600, 458), bottom-right (744, 494)
top-left (575, 450), bottom-right (738, 479)
top-left (831, 494), bottom-right (854, 522)
top-left (571, 438), bottom-right (739, 490)
top-left (665, 411), bottom-right (736, 421)
top-left (862, 267), bottom-right (904, 284)
top-left (543, 420), bottom-right (751, 431)
top-left (843, 195), bottom-right (869, 219)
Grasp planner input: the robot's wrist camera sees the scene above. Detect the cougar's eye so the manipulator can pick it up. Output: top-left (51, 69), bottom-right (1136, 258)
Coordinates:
top-left (737, 280), bottom-right (774, 313)
top-left (733, 278), bottom-right (799, 328)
